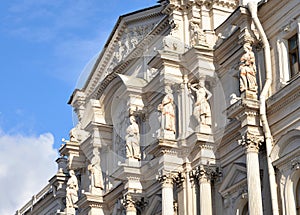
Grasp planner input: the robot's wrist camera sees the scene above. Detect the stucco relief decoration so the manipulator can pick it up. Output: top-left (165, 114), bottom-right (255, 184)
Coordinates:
top-left (88, 147), bottom-right (104, 193)
top-left (189, 21), bottom-right (206, 46)
top-left (189, 77), bottom-right (212, 127)
top-left (157, 85), bottom-right (176, 137)
top-left (66, 170), bottom-right (79, 211)
top-left (125, 115), bottom-right (141, 160)
top-left (239, 42), bottom-right (258, 93)
top-left (108, 23), bottom-right (156, 74)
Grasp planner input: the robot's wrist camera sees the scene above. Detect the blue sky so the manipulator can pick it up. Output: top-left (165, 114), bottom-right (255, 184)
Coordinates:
top-left (0, 0), bottom-right (157, 149)
top-left (0, 1), bottom-right (157, 214)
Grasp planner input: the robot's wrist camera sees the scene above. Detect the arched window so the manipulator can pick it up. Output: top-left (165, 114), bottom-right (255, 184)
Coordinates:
top-left (296, 179), bottom-right (300, 214)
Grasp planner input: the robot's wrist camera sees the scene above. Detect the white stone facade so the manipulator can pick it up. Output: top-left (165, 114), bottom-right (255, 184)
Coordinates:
top-left (16, 0), bottom-right (300, 214)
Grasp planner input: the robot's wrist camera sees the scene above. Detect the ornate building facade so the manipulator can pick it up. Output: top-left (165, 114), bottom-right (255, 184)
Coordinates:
top-left (17, 0), bottom-right (300, 214)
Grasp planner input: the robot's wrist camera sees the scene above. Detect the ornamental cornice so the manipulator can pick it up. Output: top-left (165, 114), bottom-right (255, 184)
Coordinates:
top-left (85, 9), bottom-right (167, 98)
top-left (195, 0), bottom-right (238, 9)
top-left (267, 78), bottom-right (300, 115)
top-left (199, 143), bottom-right (214, 150)
top-left (161, 148), bottom-right (178, 155)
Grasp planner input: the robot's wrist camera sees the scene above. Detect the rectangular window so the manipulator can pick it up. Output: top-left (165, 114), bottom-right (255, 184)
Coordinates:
top-left (288, 34), bottom-right (299, 78)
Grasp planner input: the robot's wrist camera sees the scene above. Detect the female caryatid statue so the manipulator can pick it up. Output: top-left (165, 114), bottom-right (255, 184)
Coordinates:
top-left (88, 148), bottom-right (104, 192)
top-left (125, 116), bottom-right (141, 160)
top-left (157, 85), bottom-right (176, 135)
top-left (66, 170), bottom-right (78, 209)
top-left (190, 78), bottom-right (212, 127)
top-left (239, 42), bottom-right (258, 93)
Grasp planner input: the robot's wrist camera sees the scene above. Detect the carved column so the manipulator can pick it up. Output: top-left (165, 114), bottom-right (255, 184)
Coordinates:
top-left (195, 165), bottom-right (213, 215)
top-left (239, 133), bottom-right (264, 215)
top-left (158, 174), bottom-right (174, 215)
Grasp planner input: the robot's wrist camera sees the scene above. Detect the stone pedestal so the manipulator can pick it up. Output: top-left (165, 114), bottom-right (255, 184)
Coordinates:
top-left (195, 124), bottom-right (211, 134)
top-left (158, 129), bottom-right (176, 140)
top-left (76, 193), bottom-right (104, 215)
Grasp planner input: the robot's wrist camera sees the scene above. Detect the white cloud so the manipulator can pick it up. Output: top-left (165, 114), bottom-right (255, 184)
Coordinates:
top-left (0, 130), bottom-right (58, 215)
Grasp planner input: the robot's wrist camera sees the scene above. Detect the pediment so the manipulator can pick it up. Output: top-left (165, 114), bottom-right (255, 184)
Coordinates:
top-left (219, 163), bottom-right (247, 197)
top-left (84, 5), bottom-right (165, 97)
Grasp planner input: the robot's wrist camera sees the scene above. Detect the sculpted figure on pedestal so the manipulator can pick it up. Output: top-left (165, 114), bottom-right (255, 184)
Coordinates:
top-left (125, 116), bottom-right (141, 160)
top-left (66, 170), bottom-right (78, 209)
top-left (189, 21), bottom-right (206, 46)
top-left (190, 78), bottom-right (212, 126)
top-left (239, 42), bottom-right (258, 92)
top-left (88, 148), bottom-right (104, 191)
top-left (157, 85), bottom-right (176, 134)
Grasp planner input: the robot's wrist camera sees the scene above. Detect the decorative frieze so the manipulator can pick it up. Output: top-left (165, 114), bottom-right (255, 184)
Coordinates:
top-left (107, 23), bottom-right (156, 74)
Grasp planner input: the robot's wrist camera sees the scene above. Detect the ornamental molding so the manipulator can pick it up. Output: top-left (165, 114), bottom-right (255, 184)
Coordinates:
top-left (267, 80), bottom-right (300, 115)
top-left (238, 132), bottom-right (264, 152)
top-left (165, 0), bottom-right (239, 10)
top-left (189, 164), bottom-right (222, 182)
top-left (85, 8), bottom-right (167, 97)
top-left (157, 171), bottom-right (184, 186)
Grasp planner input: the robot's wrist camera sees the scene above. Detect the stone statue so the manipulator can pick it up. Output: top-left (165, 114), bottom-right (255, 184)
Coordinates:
top-left (239, 43), bottom-right (257, 92)
top-left (88, 148), bottom-right (104, 192)
top-left (189, 21), bottom-right (206, 46)
top-left (66, 170), bottom-right (78, 209)
top-left (190, 78), bottom-right (212, 126)
top-left (157, 85), bottom-right (176, 134)
top-left (125, 116), bottom-right (141, 160)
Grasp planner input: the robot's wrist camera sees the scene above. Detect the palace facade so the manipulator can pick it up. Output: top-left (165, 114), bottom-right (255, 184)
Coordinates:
top-left (17, 0), bottom-right (300, 214)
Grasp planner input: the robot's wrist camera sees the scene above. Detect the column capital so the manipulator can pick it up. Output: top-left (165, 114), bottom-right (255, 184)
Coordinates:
top-left (173, 172), bottom-right (185, 188)
top-left (122, 194), bottom-right (136, 212)
top-left (189, 165), bottom-right (221, 183)
top-left (239, 132), bottom-right (264, 153)
top-left (157, 173), bottom-right (174, 188)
